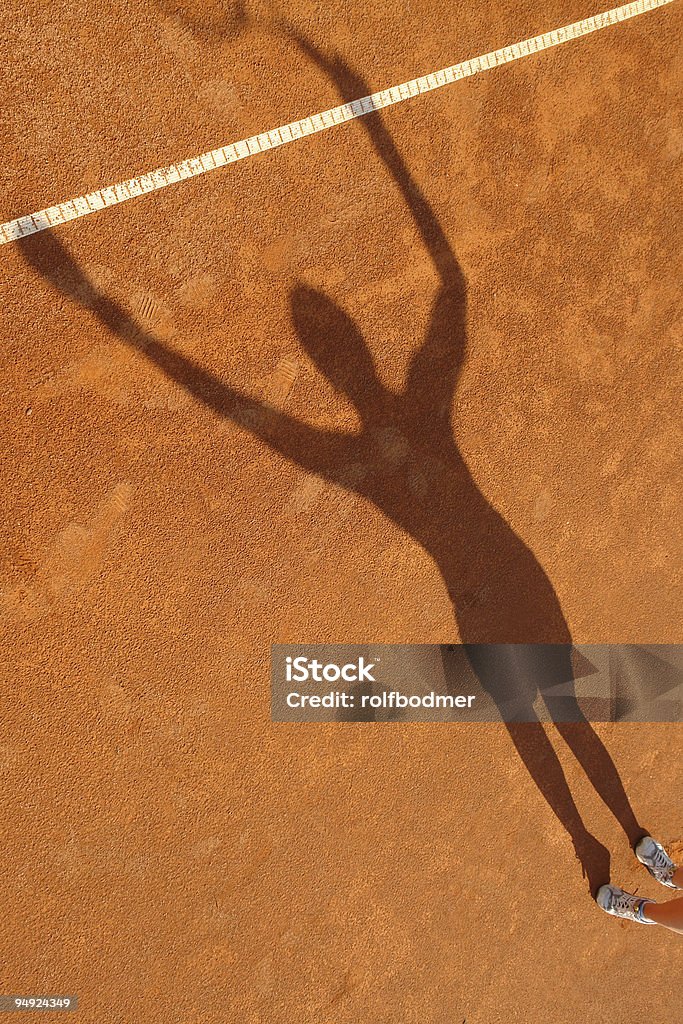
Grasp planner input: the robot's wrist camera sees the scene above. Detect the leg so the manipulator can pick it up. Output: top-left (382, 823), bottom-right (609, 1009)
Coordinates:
top-left (644, 892), bottom-right (683, 935)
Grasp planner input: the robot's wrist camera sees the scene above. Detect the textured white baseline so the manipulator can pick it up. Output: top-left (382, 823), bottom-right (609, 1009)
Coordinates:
top-left (0, 0), bottom-right (676, 247)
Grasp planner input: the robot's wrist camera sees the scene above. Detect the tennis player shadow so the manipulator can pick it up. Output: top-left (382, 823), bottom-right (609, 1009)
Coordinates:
top-left (18, 37), bottom-right (646, 896)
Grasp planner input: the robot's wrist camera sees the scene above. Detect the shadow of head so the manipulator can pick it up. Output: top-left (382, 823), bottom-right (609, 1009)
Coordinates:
top-left (290, 284), bottom-right (386, 426)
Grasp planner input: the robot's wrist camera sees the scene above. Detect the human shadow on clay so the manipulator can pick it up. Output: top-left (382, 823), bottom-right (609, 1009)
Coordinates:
top-left (18, 33), bottom-right (645, 894)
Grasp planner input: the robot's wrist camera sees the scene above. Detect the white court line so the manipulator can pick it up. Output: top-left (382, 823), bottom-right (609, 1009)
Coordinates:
top-left (0, 0), bottom-right (676, 247)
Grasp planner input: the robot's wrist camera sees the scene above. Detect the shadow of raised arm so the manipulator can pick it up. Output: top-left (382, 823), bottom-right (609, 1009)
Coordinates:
top-left (284, 26), bottom-right (467, 435)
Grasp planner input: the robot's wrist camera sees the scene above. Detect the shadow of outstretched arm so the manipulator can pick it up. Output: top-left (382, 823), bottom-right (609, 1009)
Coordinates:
top-left (19, 231), bottom-right (359, 481)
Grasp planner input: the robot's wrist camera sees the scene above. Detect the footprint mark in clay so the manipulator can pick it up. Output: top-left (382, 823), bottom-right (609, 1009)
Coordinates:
top-left (264, 355), bottom-right (299, 410)
top-left (286, 474), bottom-right (327, 516)
top-left (133, 292), bottom-right (176, 340)
top-left (49, 483), bottom-right (133, 596)
top-left (237, 355), bottom-right (299, 432)
top-left (176, 273), bottom-right (216, 310)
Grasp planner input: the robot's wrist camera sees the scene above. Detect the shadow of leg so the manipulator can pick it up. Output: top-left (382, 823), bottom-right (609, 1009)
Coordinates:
top-left (506, 722), bottom-right (611, 895)
top-left (454, 645), bottom-right (611, 895)
top-left (552, 719), bottom-right (646, 848)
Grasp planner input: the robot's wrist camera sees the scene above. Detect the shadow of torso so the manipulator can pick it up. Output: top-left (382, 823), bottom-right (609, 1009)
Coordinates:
top-left (352, 427), bottom-right (571, 646)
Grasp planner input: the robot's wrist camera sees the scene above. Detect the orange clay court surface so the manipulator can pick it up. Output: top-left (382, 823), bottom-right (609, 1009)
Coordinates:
top-left (1, 1), bottom-right (682, 1022)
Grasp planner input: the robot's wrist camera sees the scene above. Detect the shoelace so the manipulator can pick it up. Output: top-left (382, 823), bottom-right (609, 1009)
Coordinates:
top-left (652, 848), bottom-right (671, 870)
top-left (614, 892), bottom-right (639, 915)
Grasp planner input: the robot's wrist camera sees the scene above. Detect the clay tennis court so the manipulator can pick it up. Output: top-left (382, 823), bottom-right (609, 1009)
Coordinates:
top-left (1, 0), bottom-right (682, 1020)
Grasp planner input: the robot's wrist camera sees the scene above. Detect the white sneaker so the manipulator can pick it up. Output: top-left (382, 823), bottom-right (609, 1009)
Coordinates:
top-left (596, 884), bottom-right (656, 924)
top-left (635, 836), bottom-right (680, 890)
